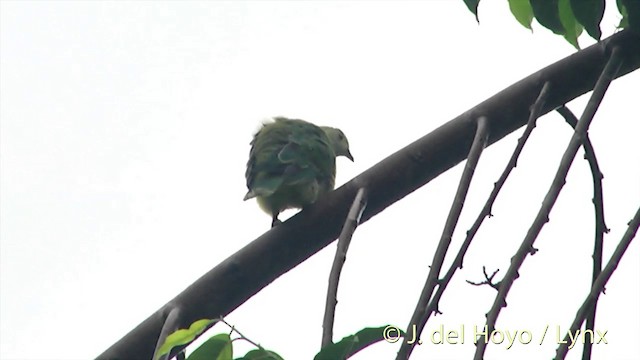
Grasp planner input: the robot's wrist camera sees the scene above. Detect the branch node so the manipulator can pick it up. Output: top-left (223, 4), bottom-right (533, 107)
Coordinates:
top-left (466, 266), bottom-right (500, 290)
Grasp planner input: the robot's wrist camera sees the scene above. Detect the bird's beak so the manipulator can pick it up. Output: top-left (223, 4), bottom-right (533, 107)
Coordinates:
top-left (346, 150), bottom-right (354, 162)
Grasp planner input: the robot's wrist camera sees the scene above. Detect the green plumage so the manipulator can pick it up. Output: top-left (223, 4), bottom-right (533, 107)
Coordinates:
top-left (244, 117), bottom-right (353, 227)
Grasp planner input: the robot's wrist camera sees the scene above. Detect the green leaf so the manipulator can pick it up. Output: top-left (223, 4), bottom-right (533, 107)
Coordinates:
top-left (617, 0), bottom-right (629, 29)
top-left (621, 0), bottom-right (640, 33)
top-left (235, 349), bottom-right (284, 360)
top-left (509, 0), bottom-right (535, 30)
top-left (531, 0), bottom-right (565, 34)
top-left (463, 0), bottom-right (481, 22)
top-left (187, 333), bottom-right (233, 360)
top-left (155, 319), bottom-right (215, 360)
top-left (570, 0), bottom-right (604, 40)
top-left (559, 0), bottom-right (583, 49)
top-left (314, 325), bottom-right (404, 360)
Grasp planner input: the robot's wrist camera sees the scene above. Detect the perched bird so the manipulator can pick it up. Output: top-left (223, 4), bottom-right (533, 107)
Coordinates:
top-left (244, 117), bottom-right (354, 227)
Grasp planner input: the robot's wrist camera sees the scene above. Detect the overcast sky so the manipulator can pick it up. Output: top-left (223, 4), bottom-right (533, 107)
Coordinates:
top-left (1, 1), bottom-right (638, 359)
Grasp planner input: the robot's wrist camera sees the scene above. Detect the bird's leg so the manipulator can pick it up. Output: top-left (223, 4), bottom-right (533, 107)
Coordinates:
top-left (271, 215), bottom-right (282, 228)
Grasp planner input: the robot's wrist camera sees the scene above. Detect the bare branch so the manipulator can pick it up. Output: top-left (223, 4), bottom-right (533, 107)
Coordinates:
top-left (556, 105), bottom-right (609, 360)
top-left (555, 205), bottom-right (640, 359)
top-left (152, 307), bottom-right (183, 360)
top-left (397, 116), bottom-right (489, 359)
top-left (322, 187), bottom-right (368, 347)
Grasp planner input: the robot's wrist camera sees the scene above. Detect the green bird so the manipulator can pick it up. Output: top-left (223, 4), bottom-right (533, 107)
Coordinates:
top-left (244, 117), bottom-right (354, 227)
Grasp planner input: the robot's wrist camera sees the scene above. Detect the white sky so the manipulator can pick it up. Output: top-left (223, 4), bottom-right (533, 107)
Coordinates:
top-left (1, 1), bottom-right (638, 359)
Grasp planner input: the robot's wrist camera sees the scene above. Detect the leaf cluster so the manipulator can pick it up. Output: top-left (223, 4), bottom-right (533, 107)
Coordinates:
top-left (463, 0), bottom-right (639, 48)
top-left (156, 320), bottom-right (402, 360)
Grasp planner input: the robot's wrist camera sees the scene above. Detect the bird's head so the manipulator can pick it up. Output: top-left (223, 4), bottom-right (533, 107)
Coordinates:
top-left (322, 126), bottom-right (354, 162)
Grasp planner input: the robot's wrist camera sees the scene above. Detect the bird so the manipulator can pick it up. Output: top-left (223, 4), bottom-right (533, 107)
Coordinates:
top-left (244, 117), bottom-right (353, 227)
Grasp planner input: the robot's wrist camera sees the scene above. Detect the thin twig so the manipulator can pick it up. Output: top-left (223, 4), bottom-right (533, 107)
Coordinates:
top-left (556, 105), bottom-right (609, 360)
top-left (473, 47), bottom-right (623, 360)
top-left (396, 116), bottom-right (489, 360)
top-left (219, 317), bottom-right (264, 349)
top-left (423, 81), bottom-right (552, 320)
top-left (321, 187), bottom-right (368, 347)
top-left (555, 205), bottom-right (639, 359)
top-left (466, 266), bottom-right (500, 290)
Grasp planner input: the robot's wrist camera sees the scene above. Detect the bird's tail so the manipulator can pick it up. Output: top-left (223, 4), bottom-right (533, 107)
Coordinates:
top-left (243, 190), bottom-right (256, 201)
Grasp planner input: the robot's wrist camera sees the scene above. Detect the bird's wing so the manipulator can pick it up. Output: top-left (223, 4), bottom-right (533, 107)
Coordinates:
top-left (244, 118), bottom-right (335, 200)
